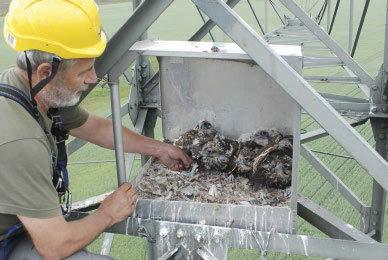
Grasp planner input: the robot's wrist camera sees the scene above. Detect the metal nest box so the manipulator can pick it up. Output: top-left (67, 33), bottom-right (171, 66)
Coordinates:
top-left (130, 40), bottom-right (302, 236)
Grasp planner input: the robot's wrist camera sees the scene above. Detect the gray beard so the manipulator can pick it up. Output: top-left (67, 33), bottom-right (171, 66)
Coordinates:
top-left (39, 79), bottom-right (87, 108)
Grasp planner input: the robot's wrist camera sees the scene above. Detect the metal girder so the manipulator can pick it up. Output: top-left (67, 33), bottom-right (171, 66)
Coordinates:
top-left (192, 0), bottom-right (388, 192)
top-left (141, 0), bottom-right (242, 99)
top-left (95, 0), bottom-right (172, 77)
top-left (100, 233), bottom-right (114, 255)
top-left (301, 145), bottom-right (368, 214)
top-left (384, 0), bottom-right (388, 68)
top-left (297, 195), bottom-right (374, 243)
top-left (108, 80), bottom-right (126, 186)
top-left (303, 56), bottom-right (343, 68)
top-left (320, 93), bottom-right (369, 104)
top-left (67, 213), bottom-right (388, 259)
top-left (279, 0), bottom-right (375, 92)
top-left (320, 93), bottom-right (370, 114)
top-left (190, 0), bottom-right (241, 41)
top-left (344, 66), bottom-right (370, 97)
top-left (67, 102), bottom-right (130, 155)
top-left (304, 75), bottom-right (360, 84)
top-left (301, 116), bottom-right (368, 143)
top-left (79, 0), bottom-right (174, 102)
top-left (370, 118), bottom-right (388, 241)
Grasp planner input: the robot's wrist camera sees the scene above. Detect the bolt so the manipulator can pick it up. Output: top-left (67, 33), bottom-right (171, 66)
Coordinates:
top-left (211, 46), bottom-right (220, 52)
top-left (372, 107), bottom-right (378, 113)
top-left (142, 72), bottom-right (147, 78)
top-left (141, 63), bottom-right (148, 68)
top-left (373, 210), bottom-right (379, 215)
top-left (176, 229), bottom-right (185, 239)
top-left (372, 221), bottom-right (377, 226)
top-left (160, 227), bottom-right (169, 238)
top-left (213, 235), bottom-right (222, 244)
top-left (195, 234), bottom-right (202, 242)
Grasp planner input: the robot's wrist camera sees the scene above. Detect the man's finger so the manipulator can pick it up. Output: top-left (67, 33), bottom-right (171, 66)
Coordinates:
top-left (119, 182), bottom-right (132, 191)
top-left (181, 154), bottom-right (192, 168)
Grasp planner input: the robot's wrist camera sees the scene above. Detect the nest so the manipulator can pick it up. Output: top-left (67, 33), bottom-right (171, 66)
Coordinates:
top-left (173, 121), bottom-right (293, 189)
top-left (136, 162), bottom-right (291, 206)
top-left (136, 121), bottom-right (293, 207)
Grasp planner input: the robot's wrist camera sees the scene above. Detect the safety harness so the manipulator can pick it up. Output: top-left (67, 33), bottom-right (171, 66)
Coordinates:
top-left (0, 56), bottom-right (72, 259)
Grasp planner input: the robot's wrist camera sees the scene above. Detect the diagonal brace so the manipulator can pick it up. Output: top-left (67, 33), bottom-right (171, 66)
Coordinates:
top-left (301, 145), bottom-right (368, 214)
top-left (279, 0), bottom-right (374, 96)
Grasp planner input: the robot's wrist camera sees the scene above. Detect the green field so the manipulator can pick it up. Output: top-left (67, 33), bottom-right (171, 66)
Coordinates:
top-left (1, 0), bottom-right (387, 259)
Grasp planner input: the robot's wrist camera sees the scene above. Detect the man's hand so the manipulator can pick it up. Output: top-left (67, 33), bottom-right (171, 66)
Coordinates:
top-left (97, 182), bottom-right (137, 226)
top-left (156, 143), bottom-right (192, 171)
top-left (18, 183), bottom-right (137, 259)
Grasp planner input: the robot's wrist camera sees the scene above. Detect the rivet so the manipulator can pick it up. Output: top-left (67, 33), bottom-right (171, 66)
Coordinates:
top-left (213, 235), bottom-right (222, 244)
top-left (160, 227), bottom-right (169, 238)
top-left (176, 228), bottom-right (184, 239)
top-left (195, 234), bottom-right (202, 242)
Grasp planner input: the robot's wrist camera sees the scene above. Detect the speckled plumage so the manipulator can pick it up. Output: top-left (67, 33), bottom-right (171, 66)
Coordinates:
top-left (174, 121), bottom-right (293, 189)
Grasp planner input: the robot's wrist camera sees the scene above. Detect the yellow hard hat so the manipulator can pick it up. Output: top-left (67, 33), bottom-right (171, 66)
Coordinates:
top-left (3, 0), bottom-right (107, 59)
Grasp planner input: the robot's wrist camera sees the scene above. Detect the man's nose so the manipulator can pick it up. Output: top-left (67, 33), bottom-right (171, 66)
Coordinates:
top-left (84, 68), bottom-right (97, 84)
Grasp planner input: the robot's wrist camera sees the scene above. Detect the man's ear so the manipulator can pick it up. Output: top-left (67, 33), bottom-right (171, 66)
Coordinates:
top-left (35, 63), bottom-right (52, 80)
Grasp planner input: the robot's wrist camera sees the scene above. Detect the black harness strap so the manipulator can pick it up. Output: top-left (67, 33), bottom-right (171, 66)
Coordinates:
top-left (0, 83), bottom-right (38, 119)
top-left (0, 83), bottom-right (70, 198)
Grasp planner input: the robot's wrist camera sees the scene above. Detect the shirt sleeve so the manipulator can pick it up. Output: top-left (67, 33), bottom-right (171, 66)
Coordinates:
top-left (0, 138), bottom-right (61, 218)
top-left (57, 105), bottom-right (89, 131)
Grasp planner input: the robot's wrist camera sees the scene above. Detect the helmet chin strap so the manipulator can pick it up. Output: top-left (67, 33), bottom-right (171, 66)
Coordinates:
top-left (24, 51), bottom-right (62, 107)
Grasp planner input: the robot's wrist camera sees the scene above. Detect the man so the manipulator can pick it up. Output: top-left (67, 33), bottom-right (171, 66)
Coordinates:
top-left (0, 0), bottom-right (191, 259)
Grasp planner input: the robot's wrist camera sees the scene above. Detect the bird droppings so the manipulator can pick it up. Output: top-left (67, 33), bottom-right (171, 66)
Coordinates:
top-left (136, 121), bottom-right (293, 207)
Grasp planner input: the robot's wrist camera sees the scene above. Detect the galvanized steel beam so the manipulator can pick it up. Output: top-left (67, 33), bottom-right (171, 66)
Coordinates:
top-left (109, 79), bottom-right (126, 186)
top-left (80, 0), bottom-right (174, 102)
top-left (66, 214), bottom-right (388, 259)
top-left (141, 0), bottom-right (242, 98)
top-left (301, 116), bottom-right (368, 144)
top-left (192, 0), bottom-right (388, 192)
top-left (384, 0), bottom-right (388, 68)
top-left (303, 56), bottom-right (343, 68)
top-left (279, 0), bottom-right (375, 93)
top-left (304, 75), bottom-right (360, 84)
top-left (301, 146), bottom-right (368, 214)
top-left (297, 196), bottom-right (374, 243)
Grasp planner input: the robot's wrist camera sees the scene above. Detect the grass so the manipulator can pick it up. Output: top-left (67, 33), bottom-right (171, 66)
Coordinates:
top-left (1, 0), bottom-right (388, 259)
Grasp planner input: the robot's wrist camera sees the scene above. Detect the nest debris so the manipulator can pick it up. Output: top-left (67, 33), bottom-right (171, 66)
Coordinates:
top-left (136, 121), bottom-right (293, 207)
top-left (137, 162), bottom-right (291, 206)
